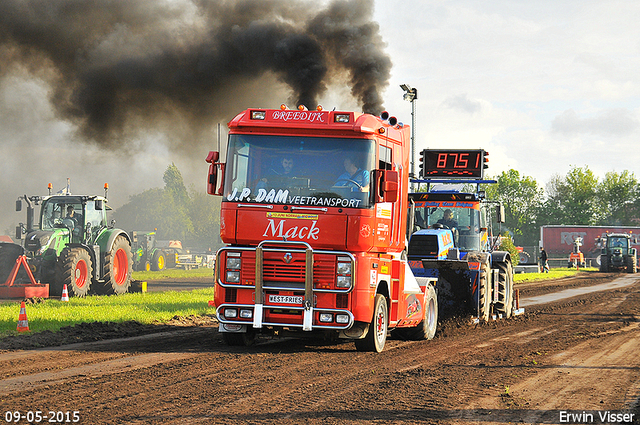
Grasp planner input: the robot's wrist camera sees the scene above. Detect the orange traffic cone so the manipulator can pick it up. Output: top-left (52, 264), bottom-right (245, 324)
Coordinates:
top-left (16, 301), bottom-right (30, 333)
top-left (61, 284), bottom-right (69, 302)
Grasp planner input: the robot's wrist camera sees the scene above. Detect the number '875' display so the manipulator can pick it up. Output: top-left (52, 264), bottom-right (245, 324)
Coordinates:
top-left (420, 149), bottom-right (488, 179)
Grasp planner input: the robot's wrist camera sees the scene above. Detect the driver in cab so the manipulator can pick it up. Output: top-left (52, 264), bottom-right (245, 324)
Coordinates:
top-left (437, 209), bottom-right (458, 229)
top-left (334, 157), bottom-right (369, 192)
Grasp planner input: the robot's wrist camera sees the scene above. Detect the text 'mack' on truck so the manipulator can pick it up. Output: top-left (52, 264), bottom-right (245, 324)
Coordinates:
top-left (206, 105), bottom-right (437, 352)
top-left (407, 149), bottom-right (519, 322)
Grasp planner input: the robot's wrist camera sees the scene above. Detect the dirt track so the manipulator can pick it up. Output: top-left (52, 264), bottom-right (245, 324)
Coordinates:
top-left (0, 272), bottom-right (639, 424)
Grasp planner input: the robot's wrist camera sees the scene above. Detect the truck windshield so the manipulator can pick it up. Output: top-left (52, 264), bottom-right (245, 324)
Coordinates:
top-left (223, 134), bottom-right (376, 209)
top-left (413, 204), bottom-right (483, 251)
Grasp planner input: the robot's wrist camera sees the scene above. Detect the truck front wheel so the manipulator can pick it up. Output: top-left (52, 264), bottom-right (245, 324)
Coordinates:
top-left (58, 247), bottom-right (92, 297)
top-left (355, 294), bottom-right (388, 353)
top-left (103, 235), bottom-right (133, 295)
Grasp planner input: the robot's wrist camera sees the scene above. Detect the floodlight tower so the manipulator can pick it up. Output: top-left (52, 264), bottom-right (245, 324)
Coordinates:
top-left (401, 84), bottom-right (418, 190)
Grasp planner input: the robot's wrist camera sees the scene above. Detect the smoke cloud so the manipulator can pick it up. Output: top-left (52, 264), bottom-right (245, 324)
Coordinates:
top-left (0, 0), bottom-right (391, 150)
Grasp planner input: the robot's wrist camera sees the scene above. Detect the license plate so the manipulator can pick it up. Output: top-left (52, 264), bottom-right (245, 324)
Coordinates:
top-left (269, 295), bottom-right (303, 305)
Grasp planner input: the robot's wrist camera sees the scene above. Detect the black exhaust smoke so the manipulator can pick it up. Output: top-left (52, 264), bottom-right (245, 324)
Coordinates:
top-left (0, 0), bottom-right (391, 149)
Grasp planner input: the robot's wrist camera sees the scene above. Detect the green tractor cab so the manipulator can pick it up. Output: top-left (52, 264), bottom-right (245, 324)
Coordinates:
top-left (9, 185), bottom-right (133, 297)
top-left (598, 233), bottom-right (637, 273)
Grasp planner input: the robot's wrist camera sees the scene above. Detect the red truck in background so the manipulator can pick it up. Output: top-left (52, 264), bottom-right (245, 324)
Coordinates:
top-left (540, 225), bottom-right (640, 266)
top-left (206, 106), bottom-right (438, 352)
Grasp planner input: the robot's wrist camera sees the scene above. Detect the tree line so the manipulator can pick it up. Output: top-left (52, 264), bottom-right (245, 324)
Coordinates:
top-left (113, 163), bottom-right (640, 251)
top-left (483, 167), bottom-right (640, 246)
top-left (113, 164), bottom-right (222, 252)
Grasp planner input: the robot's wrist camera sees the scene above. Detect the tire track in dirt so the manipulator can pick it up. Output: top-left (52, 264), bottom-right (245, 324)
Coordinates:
top-left (1, 272), bottom-right (639, 424)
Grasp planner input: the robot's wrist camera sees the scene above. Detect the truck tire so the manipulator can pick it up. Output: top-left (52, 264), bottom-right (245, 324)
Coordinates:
top-left (395, 284), bottom-right (438, 341)
top-left (478, 262), bottom-right (491, 322)
top-left (495, 262), bottom-right (514, 318)
top-left (151, 250), bottom-right (166, 271)
top-left (102, 235), bottom-right (133, 295)
top-left (355, 294), bottom-right (388, 353)
top-left (222, 328), bottom-right (256, 346)
top-left (57, 247), bottom-right (92, 297)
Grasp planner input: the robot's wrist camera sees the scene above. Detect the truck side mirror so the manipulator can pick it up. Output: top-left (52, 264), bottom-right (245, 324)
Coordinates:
top-left (206, 151), bottom-right (225, 196)
top-left (496, 204), bottom-right (505, 223)
top-left (16, 199), bottom-right (22, 212)
top-left (382, 170), bottom-right (399, 203)
top-left (375, 170), bottom-right (398, 203)
top-left (15, 225), bottom-right (22, 240)
top-left (95, 199), bottom-right (103, 210)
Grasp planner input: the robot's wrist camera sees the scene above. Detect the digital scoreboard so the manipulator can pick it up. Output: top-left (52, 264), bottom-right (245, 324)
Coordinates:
top-left (420, 149), bottom-right (487, 179)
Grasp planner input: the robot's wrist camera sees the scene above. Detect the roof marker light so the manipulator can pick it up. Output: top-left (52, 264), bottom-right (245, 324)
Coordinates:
top-left (316, 105), bottom-right (323, 111)
top-left (280, 104), bottom-right (287, 110)
top-left (298, 105), bottom-right (308, 111)
top-left (334, 113), bottom-right (350, 123)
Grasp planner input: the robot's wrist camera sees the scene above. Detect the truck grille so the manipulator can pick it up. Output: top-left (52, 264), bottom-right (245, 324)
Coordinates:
top-left (240, 252), bottom-right (336, 288)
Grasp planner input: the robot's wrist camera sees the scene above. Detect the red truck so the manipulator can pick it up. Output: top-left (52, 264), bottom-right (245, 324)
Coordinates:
top-left (206, 106), bottom-right (438, 352)
top-left (540, 225), bottom-right (640, 266)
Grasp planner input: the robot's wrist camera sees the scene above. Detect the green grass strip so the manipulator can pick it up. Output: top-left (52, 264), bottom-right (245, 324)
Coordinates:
top-left (131, 267), bottom-right (214, 281)
top-left (514, 267), bottom-right (598, 283)
top-left (0, 287), bottom-right (216, 337)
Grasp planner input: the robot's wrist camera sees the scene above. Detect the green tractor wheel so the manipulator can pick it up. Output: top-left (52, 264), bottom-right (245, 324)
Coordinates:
top-left (57, 247), bottom-right (93, 297)
top-left (151, 251), bottom-right (166, 271)
top-left (102, 235), bottom-right (133, 295)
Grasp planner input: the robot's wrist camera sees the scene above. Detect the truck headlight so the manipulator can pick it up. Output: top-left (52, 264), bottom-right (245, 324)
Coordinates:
top-left (239, 309), bottom-right (253, 319)
top-left (336, 275), bottom-right (352, 288)
top-left (319, 313), bottom-right (333, 323)
top-left (226, 271), bottom-right (240, 283)
top-left (337, 262), bottom-right (351, 275)
top-left (226, 257), bottom-right (241, 270)
top-left (336, 314), bottom-right (350, 324)
top-left (224, 308), bottom-right (237, 318)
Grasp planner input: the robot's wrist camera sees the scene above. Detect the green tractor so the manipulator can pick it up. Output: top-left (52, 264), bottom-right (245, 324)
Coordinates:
top-left (130, 231), bottom-right (169, 272)
top-left (7, 184), bottom-right (133, 297)
top-left (598, 233), bottom-right (637, 273)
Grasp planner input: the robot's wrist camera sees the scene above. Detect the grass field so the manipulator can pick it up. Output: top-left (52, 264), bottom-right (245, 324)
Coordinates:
top-left (513, 267), bottom-right (597, 283)
top-left (0, 286), bottom-right (216, 337)
top-left (0, 267), bottom-right (591, 337)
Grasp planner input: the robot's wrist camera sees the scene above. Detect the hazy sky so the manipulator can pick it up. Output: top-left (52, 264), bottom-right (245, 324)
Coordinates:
top-left (1, 0), bottom-right (639, 234)
top-left (376, 0), bottom-right (640, 185)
